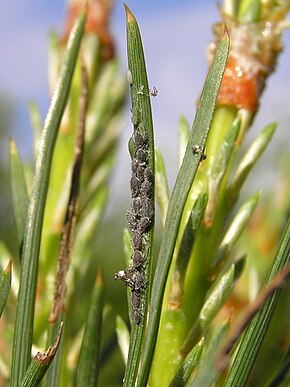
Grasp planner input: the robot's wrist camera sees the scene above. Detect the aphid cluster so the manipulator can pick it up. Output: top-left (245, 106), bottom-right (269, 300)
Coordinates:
top-left (115, 74), bottom-right (154, 323)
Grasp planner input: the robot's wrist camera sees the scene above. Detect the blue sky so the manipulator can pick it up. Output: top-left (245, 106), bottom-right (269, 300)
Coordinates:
top-left (0, 1), bottom-right (289, 195)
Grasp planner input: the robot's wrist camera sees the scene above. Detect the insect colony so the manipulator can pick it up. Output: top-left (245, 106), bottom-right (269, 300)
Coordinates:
top-left (115, 71), bottom-right (155, 324)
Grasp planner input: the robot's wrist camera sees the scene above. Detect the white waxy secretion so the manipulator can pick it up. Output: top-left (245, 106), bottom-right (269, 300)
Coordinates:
top-left (127, 70), bottom-right (133, 85)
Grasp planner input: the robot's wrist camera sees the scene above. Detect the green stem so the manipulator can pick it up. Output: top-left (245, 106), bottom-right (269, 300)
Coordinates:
top-left (123, 5), bottom-right (155, 386)
top-left (224, 218), bottom-right (290, 386)
top-left (136, 26), bottom-right (230, 387)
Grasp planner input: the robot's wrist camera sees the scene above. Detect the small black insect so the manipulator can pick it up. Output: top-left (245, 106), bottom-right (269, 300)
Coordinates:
top-left (126, 210), bottom-right (137, 231)
top-left (138, 217), bottom-right (151, 233)
top-left (192, 144), bottom-right (201, 154)
top-left (131, 271), bottom-right (144, 290)
top-left (130, 176), bottom-right (141, 197)
top-left (132, 197), bottom-right (142, 215)
top-left (144, 167), bottom-right (152, 181)
top-left (131, 290), bottom-right (142, 324)
top-left (132, 158), bottom-right (138, 173)
top-left (115, 269), bottom-right (134, 288)
top-left (131, 290), bottom-right (141, 309)
top-left (134, 132), bottom-right (147, 149)
top-left (115, 268), bottom-right (145, 291)
top-left (136, 149), bottom-right (147, 165)
top-left (140, 180), bottom-right (152, 197)
top-left (132, 231), bottom-right (143, 250)
top-left (140, 197), bottom-right (154, 220)
top-left (132, 250), bottom-right (144, 268)
top-left (133, 310), bottom-right (141, 324)
top-left (136, 165), bottom-right (145, 180)
top-left (192, 144), bottom-right (207, 161)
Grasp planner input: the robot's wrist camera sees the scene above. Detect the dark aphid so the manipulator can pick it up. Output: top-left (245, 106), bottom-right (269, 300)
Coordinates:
top-left (130, 176), bottom-right (141, 197)
top-left (127, 210), bottom-right (137, 231)
top-left (136, 165), bottom-right (145, 180)
top-left (138, 217), bottom-right (151, 233)
top-left (131, 290), bottom-right (141, 309)
top-left (132, 197), bottom-right (142, 215)
top-left (132, 231), bottom-right (143, 250)
top-left (192, 144), bottom-right (207, 161)
top-left (115, 269), bottom-right (134, 288)
top-left (131, 290), bottom-right (142, 324)
top-left (131, 271), bottom-right (144, 290)
top-left (144, 167), bottom-right (152, 181)
top-left (132, 250), bottom-right (144, 268)
top-left (134, 132), bottom-right (147, 149)
top-left (115, 268), bottom-right (145, 291)
top-left (133, 310), bottom-right (141, 324)
top-left (115, 269), bottom-right (127, 281)
top-left (140, 197), bottom-right (154, 220)
top-left (132, 158), bottom-right (138, 173)
top-left (192, 144), bottom-right (201, 154)
top-left (136, 149), bottom-right (147, 165)
top-left (140, 180), bottom-right (152, 197)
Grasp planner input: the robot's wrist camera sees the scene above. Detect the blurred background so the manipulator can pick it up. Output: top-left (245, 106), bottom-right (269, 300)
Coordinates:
top-left (0, 0), bottom-right (289, 188)
top-left (0, 0), bottom-right (289, 303)
top-left (1, 0), bottom-right (289, 306)
top-left (0, 2), bottom-right (289, 385)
